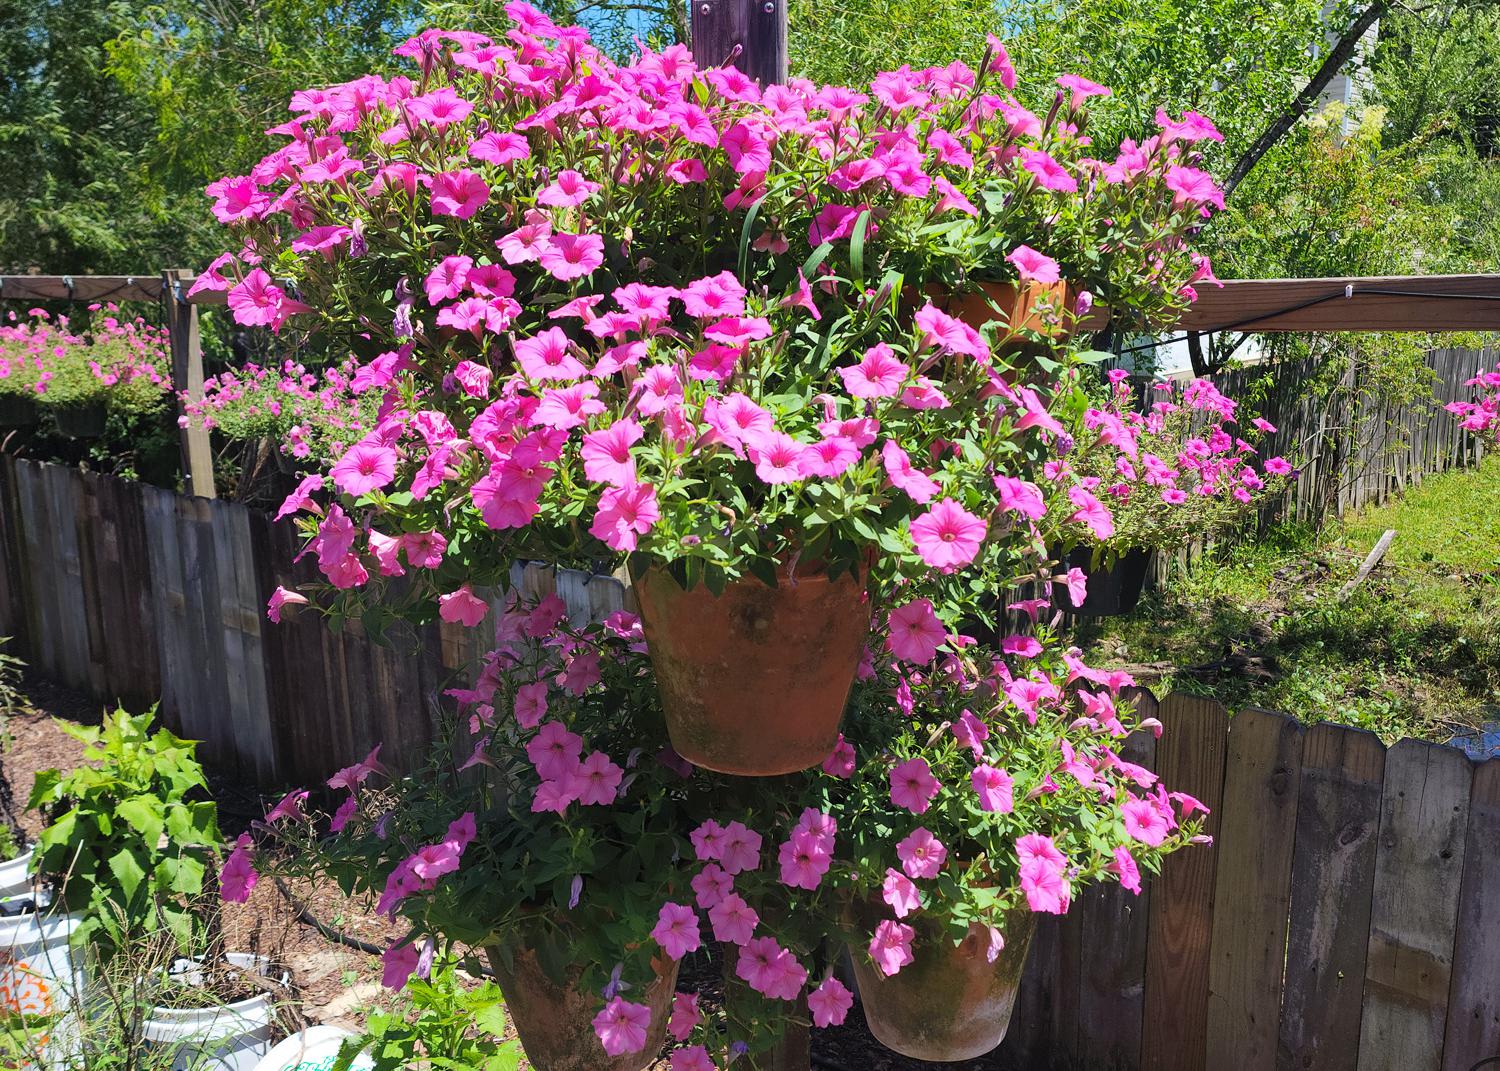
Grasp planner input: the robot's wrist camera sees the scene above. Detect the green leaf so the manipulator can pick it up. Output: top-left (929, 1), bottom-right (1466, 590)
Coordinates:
top-left (472, 1001), bottom-right (509, 1037)
top-left (116, 794), bottom-right (165, 847)
top-left (107, 847), bottom-right (147, 904)
top-left (158, 853), bottom-right (205, 897)
top-left (849, 208), bottom-right (873, 284)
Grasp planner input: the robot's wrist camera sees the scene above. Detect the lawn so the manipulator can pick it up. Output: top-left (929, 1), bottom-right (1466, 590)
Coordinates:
top-left (1074, 453), bottom-right (1500, 742)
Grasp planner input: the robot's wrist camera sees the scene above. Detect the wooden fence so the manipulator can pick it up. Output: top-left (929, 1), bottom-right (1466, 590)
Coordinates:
top-left (0, 455), bottom-right (628, 787)
top-left (993, 692), bottom-right (1500, 1071)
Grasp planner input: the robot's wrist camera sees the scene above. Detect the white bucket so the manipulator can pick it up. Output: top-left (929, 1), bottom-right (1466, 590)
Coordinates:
top-left (142, 953), bottom-right (286, 1071)
top-left (252, 1025), bottom-right (372, 1071)
top-left (0, 849), bottom-right (33, 900)
top-left (0, 898), bottom-right (86, 1070)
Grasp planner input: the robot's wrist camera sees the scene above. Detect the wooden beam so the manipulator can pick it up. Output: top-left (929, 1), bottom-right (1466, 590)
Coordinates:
top-left (691, 0), bottom-right (788, 86)
top-left (1170, 275), bottom-right (1500, 333)
top-left (162, 269), bottom-right (217, 500)
top-left (0, 275), bottom-right (164, 304)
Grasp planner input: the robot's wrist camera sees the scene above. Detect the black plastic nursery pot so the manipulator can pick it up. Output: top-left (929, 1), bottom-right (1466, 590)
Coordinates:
top-left (1063, 545), bottom-right (1154, 617)
top-left (51, 402), bottom-right (107, 439)
top-left (0, 394), bottom-right (39, 428)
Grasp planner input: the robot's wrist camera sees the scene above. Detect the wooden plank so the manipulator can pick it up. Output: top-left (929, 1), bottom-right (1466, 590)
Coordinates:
top-left (1356, 740), bottom-right (1472, 1071)
top-left (0, 274), bottom-right (164, 303)
top-left (141, 484), bottom-right (187, 734)
top-left (1171, 275), bottom-right (1500, 333)
top-left (1440, 759), bottom-right (1500, 1071)
top-left (1279, 723), bottom-right (1387, 1071)
top-left (1205, 709), bottom-right (1304, 1071)
top-left (0, 457), bottom-right (26, 653)
top-left (1076, 703), bottom-right (1160, 1071)
top-left (43, 464), bottom-right (95, 690)
top-left (210, 500), bottom-right (275, 784)
top-left (162, 268), bottom-right (216, 499)
top-left (1141, 694), bottom-right (1230, 1071)
top-left (106, 474), bottom-right (161, 705)
top-left (15, 463), bottom-right (59, 678)
top-left (691, 0), bottom-right (787, 85)
top-left (174, 496), bottom-right (224, 758)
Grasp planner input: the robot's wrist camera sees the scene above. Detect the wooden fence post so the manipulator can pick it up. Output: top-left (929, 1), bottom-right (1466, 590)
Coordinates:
top-left (691, 0), bottom-right (788, 85)
top-left (162, 268), bottom-right (217, 500)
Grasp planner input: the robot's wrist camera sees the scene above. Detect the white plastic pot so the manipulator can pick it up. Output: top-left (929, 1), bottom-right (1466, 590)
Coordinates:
top-left (0, 897), bottom-right (87, 1070)
top-left (253, 1024), bottom-right (372, 1071)
top-left (0, 849), bottom-right (34, 900)
top-left (142, 952), bottom-right (286, 1071)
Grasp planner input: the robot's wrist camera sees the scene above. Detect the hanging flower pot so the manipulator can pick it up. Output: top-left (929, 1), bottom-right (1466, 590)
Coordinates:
top-left (0, 395), bottom-right (39, 429)
top-left (630, 560), bottom-right (872, 776)
top-left (931, 279), bottom-right (1078, 343)
top-left (51, 402), bottom-right (107, 440)
top-left (485, 925), bottom-right (678, 1071)
top-left (1062, 545), bottom-right (1153, 617)
top-left (849, 912), bottom-right (1035, 1062)
top-left (141, 953), bottom-right (287, 1071)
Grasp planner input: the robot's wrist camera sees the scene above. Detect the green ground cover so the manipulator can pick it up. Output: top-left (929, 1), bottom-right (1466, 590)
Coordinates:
top-left (1074, 454), bottom-right (1500, 741)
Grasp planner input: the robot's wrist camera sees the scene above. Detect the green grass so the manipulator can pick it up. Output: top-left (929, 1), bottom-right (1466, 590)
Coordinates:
top-left (1074, 454), bottom-right (1500, 741)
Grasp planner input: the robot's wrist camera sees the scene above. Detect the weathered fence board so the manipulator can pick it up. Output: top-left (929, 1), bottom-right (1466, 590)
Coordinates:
top-left (1206, 708), bottom-right (1304, 1071)
top-left (1438, 759), bottom-right (1500, 1071)
top-left (1142, 694), bottom-right (1229, 1071)
top-left (1279, 723), bottom-right (1387, 1071)
top-left (1357, 741), bottom-right (1472, 1071)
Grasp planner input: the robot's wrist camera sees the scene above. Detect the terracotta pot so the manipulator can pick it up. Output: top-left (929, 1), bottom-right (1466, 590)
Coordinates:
top-left (850, 912), bottom-right (1035, 1061)
top-left (1060, 544), bottom-right (1153, 617)
top-left (928, 280), bottom-right (1077, 341)
top-left (485, 929), bottom-right (678, 1071)
top-left (630, 561), bottom-right (871, 776)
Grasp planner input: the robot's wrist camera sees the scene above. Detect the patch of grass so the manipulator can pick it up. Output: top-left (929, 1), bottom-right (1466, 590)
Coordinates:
top-left (1074, 455), bottom-right (1500, 741)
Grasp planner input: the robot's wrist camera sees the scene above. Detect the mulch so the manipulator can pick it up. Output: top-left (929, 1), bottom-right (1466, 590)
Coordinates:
top-left (0, 672), bottom-right (1009, 1070)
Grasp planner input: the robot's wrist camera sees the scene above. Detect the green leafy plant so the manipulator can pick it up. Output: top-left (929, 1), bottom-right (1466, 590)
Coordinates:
top-left (28, 708), bottom-right (223, 960)
top-left (334, 959), bottom-right (524, 1071)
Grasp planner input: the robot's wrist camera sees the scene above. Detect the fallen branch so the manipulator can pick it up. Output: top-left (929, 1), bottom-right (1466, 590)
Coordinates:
top-left (1339, 528), bottom-right (1397, 601)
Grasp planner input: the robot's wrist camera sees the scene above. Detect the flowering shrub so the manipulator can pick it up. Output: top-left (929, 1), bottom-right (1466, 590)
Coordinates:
top-left (1065, 370), bottom-right (1294, 554)
top-left (0, 306), bottom-right (171, 417)
top-left (180, 357), bottom-right (378, 467)
top-left (1447, 360), bottom-right (1500, 444)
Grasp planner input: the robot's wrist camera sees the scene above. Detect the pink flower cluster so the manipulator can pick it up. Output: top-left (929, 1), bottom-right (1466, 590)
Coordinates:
top-left (0, 305), bottom-right (171, 408)
top-left (1446, 361), bottom-right (1500, 443)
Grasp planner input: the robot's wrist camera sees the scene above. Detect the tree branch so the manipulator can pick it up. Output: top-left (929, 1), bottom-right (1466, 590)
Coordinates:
top-left (1222, 0), bottom-right (1389, 198)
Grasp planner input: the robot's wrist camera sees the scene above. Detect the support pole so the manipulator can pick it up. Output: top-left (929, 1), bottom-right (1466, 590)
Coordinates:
top-left (162, 269), bottom-right (217, 500)
top-left (690, 0), bottom-right (788, 86)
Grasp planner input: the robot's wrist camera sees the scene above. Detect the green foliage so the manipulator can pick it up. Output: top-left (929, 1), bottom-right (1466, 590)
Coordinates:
top-left (1076, 454), bottom-right (1500, 739)
top-left (333, 960), bottom-right (524, 1071)
top-left (27, 708), bottom-right (223, 961)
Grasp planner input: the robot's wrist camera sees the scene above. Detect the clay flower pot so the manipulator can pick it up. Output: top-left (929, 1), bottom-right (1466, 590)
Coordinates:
top-left (1061, 545), bottom-right (1153, 617)
top-left (485, 930), bottom-right (678, 1071)
top-left (630, 561), bottom-right (872, 776)
top-left (932, 279), bottom-right (1078, 342)
top-left (850, 913), bottom-right (1035, 1062)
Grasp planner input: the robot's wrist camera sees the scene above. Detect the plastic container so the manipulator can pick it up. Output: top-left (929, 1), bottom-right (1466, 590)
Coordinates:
top-left (0, 896), bottom-right (87, 1069)
top-left (0, 848), bottom-right (33, 900)
top-left (142, 952), bottom-right (286, 1071)
top-left (253, 1025), bottom-right (372, 1071)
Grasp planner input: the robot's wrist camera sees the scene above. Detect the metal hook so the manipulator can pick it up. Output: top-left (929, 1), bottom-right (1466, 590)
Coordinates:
top-left (1344, 283), bottom-right (1354, 299)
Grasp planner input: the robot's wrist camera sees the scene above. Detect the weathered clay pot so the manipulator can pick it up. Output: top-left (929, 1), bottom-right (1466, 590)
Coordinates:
top-left (630, 561), bottom-right (872, 776)
top-left (928, 280), bottom-right (1083, 341)
top-left (850, 913), bottom-right (1036, 1061)
top-left (485, 930), bottom-right (678, 1071)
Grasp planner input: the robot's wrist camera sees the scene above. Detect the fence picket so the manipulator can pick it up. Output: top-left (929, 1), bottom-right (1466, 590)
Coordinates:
top-left (1439, 759), bottom-right (1500, 1071)
top-left (1142, 694), bottom-right (1230, 1071)
top-left (1206, 709), bottom-right (1304, 1071)
top-left (1356, 741), bottom-right (1472, 1071)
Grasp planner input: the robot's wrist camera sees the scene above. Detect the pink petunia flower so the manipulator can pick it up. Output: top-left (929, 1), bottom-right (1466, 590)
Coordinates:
top-left (652, 902), bottom-right (703, 960)
top-left (889, 757), bottom-right (941, 814)
top-left (590, 482), bottom-right (659, 552)
top-left (1121, 795), bottom-right (1171, 846)
top-left (430, 170), bottom-right (490, 218)
top-left (515, 327), bottom-right (589, 382)
top-left (593, 997), bottom-right (652, 1057)
top-left (537, 169), bottom-right (603, 207)
top-left (709, 892), bottom-right (759, 945)
top-left (749, 433), bottom-right (807, 485)
top-left (882, 867), bottom-right (922, 917)
top-left (1109, 844), bottom-right (1143, 894)
top-left (438, 585), bottom-right (488, 627)
top-left (839, 344), bottom-right (908, 398)
top-left (670, 1046), bottom-right (715, 1071)
top-left (868, 920), bottom-right (916, 977)
top-left (822, 735), bottom-right (856, 778)
top-left (381, 942), bottom-right (420, 990)
top-left (910, 498), bottom-right (987, 569)
top-left (886, 599), bottom-right (945, 664)
top-left (881, 441), bottom-right (939, 504)
top-left (669, 992), bottom-right (701, 1043)
top-left (896, 827), bottom-right (947, 879)
top-left (718, 821), bottom-right (763, 875)
top-left (808, 977), bottom-right (854, 1028)
top-left (971, 764), bottom-right (1014, 813)
top-left (1006, 244), bottom-right (1062, 285)
top-left (538, 232), bottom-right (604, 281)
top-left (777, 829), bottom-right (832, 890)
top-left (267, 585), bottom-right (308, 624)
